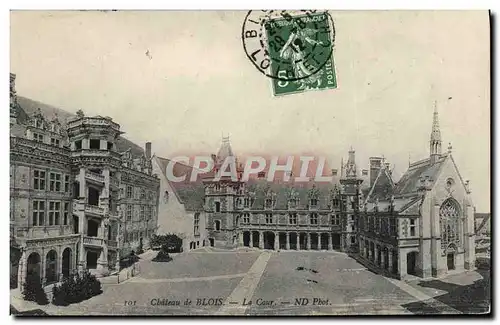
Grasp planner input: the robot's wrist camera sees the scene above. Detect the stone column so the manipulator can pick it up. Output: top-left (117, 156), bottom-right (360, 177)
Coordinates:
top-left (239, 232), bottom-right (244, 246)
top-left (57, 246), bottom-right (63, 281)
top-left (17, 250), bottom-right (26, 290)
top-left (388, 249), bottom-right (393, 273)
top-left (274, 232), bottom-right (279, 250)
top-left (374, 246), bottom-right (379, 265)
top-left (307, 233), bottom-right (311, 250)
top-left (259, 231), bottom-right (264, 249)
top-left (380, 248), bottom-right (386, 269)
top-left (249, 232), bottom-right (254, 247)
top-left (328, 233), bottom-right (333, 250)
top-left (41, 247), bottom-right (46, 286)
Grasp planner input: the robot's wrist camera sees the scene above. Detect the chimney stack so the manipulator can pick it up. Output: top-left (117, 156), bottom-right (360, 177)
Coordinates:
top-left (369, 157), bottom-right (383, 188)
top-left (145, 142), bottom-right (151, 159)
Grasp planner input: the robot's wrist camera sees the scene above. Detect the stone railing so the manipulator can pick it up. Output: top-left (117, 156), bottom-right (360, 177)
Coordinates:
top-left (71, 149), bottom-right (121, 160)
top-left (85, 170), bottom-right (105, 183)
top-left (10, 136), bottom-right (70, 157)
top-left (85, 204), bottom-right (105, 216)
top-left (83, 236), bottom-right (104, 246)
top-left (67, 116), bottom-right (120, 130)
top-left (240, 224), bottom-right (333, 232)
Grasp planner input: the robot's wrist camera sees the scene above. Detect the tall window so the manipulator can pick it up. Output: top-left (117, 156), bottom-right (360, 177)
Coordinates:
top-left (242, 213), bottom-right (250, 224)
top-left (215, 202), bottom-right (221, 212)
top-left (331, 214), bottom-right (340, 226)
top-left (33, 170), bottom-right (46, 190)
top-left (140, 205), bottom-right (145, 221)
top-left (214, 220), bottom-right (221, 231)
top-left (289, 213), bottom-right (297, 225)
top-left (194, 213), bottom-right (200, 236)
top-left (440, 199), bottom-right (460, 249)
top-left (126, 205), bottom-right (132, 221)
top-left (48, 201), bottom-right (60, 225)
top-left (332, 198), bottom-right (340, 208)
top-left (126, 186), bottom-right (133, 198)
top-left (32, 200), bottom-right (45, 226)
top-left (64, 175), bottom-right (70, 193)
top-left (140, 188), bottom-right (146, 200)
top-left (310, 213), bottom-right (318, 225)
top-left (265, 213), bottom-right (273, 224)
top-left (389, 218), bottom-right (396, 236)
top-left (49, 172), bottom-right (62, 192)
top-left (243, 197), bottom-right (250, 208)
top-left (310, 198), bottom-right (318, 208)
top-left (409, 219), bottom-right (416, 237)
top-left (63, 202), bottom-right (70, 225)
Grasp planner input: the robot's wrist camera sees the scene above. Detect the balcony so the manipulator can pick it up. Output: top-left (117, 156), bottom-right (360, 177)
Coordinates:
top-left (85, 170), bottom-right (105, 184)
top-left (83, 236), bottom-right (104, 247)
top-left (84, 204), bottom-right (105, 217)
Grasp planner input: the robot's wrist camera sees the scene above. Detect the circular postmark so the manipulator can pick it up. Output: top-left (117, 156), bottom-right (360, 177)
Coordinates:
top-left (242, 10), bottom-right (335, 82)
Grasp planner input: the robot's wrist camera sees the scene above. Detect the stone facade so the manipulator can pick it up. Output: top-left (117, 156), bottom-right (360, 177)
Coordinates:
top-left (10, 73), bottom-right (160, 290)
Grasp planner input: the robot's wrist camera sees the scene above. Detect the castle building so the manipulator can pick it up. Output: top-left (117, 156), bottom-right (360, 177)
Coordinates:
top-left (152, 155), bottom-right (209, 252)
top-left (10, 73), bottom-right (160, 290)
top-left (358, 103), bottom-right (476, 280)
top-left (203, 137), bottom-right (364, 253)
top-left (203, 104), bottom-right (476, 281)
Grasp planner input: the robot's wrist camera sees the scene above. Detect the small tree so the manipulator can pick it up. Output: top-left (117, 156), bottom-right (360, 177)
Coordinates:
top-left (22, 273), bottom-right (49, 305)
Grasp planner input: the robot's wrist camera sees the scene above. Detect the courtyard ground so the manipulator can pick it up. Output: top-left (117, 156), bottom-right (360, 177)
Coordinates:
top-left (10, 248), bottom-right (491, 316)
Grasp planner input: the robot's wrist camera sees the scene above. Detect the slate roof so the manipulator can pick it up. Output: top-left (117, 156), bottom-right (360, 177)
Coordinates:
top-left (393, 156), bottom-right (446, 196)
top-left (245, 180), bottom-right (341, 211)
top-left (364, 166), bottom-right (395, 203)
top-left (14, 96), bottom-right (145, 157)
top-left (155, 156), bottom-right (207, 211)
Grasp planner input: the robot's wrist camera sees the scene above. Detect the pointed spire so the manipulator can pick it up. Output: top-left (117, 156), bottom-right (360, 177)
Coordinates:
top-left (340, 157), bottom-right (345, 178)
top-left (430, 100), bottom-right (442, 164)
top-left (431, 100), bottom-right (441, 141)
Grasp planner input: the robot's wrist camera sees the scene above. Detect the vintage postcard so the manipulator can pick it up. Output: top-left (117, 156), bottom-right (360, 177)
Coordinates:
top-left (9, 10), bottom-right (490, 316)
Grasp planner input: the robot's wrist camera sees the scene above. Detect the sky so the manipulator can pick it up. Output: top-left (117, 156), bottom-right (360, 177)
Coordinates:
top-left (10, 10), bottom-right (490, 211)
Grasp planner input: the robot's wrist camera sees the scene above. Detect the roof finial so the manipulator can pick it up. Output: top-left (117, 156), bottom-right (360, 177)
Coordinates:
top-left (448, 142), bottom-right (452, 153)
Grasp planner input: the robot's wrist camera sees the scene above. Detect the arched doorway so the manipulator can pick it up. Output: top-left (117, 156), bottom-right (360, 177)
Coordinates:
top-left (446, 244), bottom-right (457, 270)
top-left (310, 233), bottom-right (319, 250)
top-left (299, 233), bottom-right (307, 250)
top-left (62, 248), bottom-right (72, 278)
top-left (383, 247), bottom-right (389, 270)
top-left (86, 250), bottom-right (99, 269)
top-left (243, 231), bottom-right (251, 247)
top-left (26, 252), bottom-right (41, 279)
top-left (407, 251), bottom-right (418, 276)
top-left (279, 233), bottom-right (287, 249)
top-left (45, 250), bottom-right (58, 284)
top-left (332, 234), bottom-right (341, 249)
top-left (252, 231), bottom-right (260, 248)
top-left (289, 233), bottom-right (298, 250)
top-left (263, 232), bottom-right (275, 250)
top-left (320, 233), bottom-right (329, 250)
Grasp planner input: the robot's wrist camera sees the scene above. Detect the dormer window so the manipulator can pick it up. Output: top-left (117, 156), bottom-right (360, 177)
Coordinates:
top-left (288, 197), bottom-right (298, 208)
top-left (35, 119), bottom-right (43, 129)
top-left (310, 198), bottom-right (318, 208)
top-left (215, 183), bottom-right (221, 191)
top-left (50, 138), bottom-right (60, 147)
top-left (265, 198), bottom-right (273, 209)
top-left (33, 132), bottom-right (44, 143)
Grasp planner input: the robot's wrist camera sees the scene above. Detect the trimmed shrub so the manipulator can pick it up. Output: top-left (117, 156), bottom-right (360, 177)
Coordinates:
top-left (22, 273), bottom-right (49, 305)
top-left (52, 271), bottom-right (102, 306)
top-left (152, 251), bottom-right (172, 263)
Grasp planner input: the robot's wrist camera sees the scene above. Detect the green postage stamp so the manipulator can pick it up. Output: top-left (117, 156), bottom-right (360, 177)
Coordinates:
top-left (242, 10), bottom-right (337, 96)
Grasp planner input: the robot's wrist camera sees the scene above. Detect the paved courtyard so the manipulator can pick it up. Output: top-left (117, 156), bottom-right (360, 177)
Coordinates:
top-left (11, 248), bottom-right (490, 316)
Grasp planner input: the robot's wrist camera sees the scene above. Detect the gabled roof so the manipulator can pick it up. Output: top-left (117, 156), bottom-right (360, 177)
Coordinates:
top-left (364, 166), bottom-right (395, 203)
top-left (155, 156), bottom-right (207, 212)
